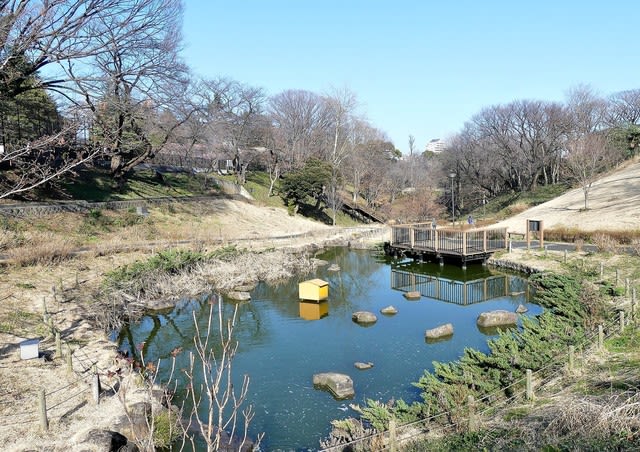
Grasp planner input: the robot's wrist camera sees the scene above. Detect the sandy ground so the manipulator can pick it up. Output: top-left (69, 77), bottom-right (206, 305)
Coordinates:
top-left (494, 157), bottom-right (640, 234)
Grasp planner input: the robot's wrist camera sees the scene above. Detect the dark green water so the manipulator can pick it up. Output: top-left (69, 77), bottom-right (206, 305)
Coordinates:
top-left (115, 248), bottom-right (541, 451)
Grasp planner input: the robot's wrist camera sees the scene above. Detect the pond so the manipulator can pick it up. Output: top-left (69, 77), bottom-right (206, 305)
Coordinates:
top-left (114, 247), bottom-right (542, 451)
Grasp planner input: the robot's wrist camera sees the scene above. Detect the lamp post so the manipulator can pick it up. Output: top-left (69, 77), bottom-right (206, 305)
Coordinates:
top-left (449, 172), bottom-right (456, 226)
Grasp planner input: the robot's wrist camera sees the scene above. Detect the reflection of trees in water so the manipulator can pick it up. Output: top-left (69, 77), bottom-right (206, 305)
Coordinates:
top-left (117, 293), bottom-right (269, 367)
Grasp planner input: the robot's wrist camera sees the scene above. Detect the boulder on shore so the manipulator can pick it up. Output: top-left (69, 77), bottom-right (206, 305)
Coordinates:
top-left (403, 291), bottom-right (421, 300)
top-left (476, 310), bottom-right (518, 328)
top-left (313, 372), bottom-right (355, 399)
top-left (352, 311), bottom-right (377, 324)
top-left (425, 323), bottom-right (454, 340)
top-left (380, 305), bottom-right (398, 315)
top-left (516, 304), bottom-right (529, 314)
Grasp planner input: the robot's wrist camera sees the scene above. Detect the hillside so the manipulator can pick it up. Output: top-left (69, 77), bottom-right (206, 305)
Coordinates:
top-left (494, 157), bottom-right (640, 234)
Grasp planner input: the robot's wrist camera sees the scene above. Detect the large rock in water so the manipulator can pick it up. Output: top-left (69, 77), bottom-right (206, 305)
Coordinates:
top-left (227, 291), bottom-right (251, 301)
top-left (352, 311), bottom-right (377, 324)
top-left (380, 305), bottom-right (398, 315)
top-left (477, 310), bottom-right (518, 328)
top-left (403, 291), bottom-right (421, 300)
top-left (425, 323), bottom-right (454, 340)
top-left (313, 372), bottom-right (355, 399)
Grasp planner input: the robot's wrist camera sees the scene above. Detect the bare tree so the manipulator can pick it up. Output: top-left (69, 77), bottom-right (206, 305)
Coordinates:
top-left (607, 89), bottom-right (640, 126)
top-left (182, 296), bottom-right (262, 451)
top-left (564, 133), bottom-right (616, 210)
top-left (323, 87), bottom-right (360, 225)
top-left (268, 89), bottom-right (329, 170)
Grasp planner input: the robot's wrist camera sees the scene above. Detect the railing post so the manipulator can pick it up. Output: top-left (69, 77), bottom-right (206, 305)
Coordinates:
top-left (483, 229), bottom-right (487, 252)
top-left (462, 231), bottom-right (467, 255)
top-left (410, 226), bottom-right (415, 249)
top-left (526, 369), bottom-right (533, 401)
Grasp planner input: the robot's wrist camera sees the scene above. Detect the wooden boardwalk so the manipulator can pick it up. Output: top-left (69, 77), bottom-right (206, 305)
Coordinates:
top-left (385, 223), bottom-right (508, 266)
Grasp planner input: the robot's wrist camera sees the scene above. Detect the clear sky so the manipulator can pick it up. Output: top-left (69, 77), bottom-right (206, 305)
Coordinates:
top-left (181, 0), bottom-right (638, 154)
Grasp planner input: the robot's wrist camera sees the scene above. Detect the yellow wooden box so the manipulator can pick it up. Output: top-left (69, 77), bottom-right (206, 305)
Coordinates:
top-left (298, 278), bottom-right (329, 301)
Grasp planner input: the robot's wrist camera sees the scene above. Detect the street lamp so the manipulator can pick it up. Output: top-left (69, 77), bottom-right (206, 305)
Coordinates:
top-left (449, 172), bottom-right (456, 226)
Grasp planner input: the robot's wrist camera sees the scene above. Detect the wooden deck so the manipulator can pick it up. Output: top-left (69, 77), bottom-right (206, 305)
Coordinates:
top-left (385, 223), bottom-right (508, 266)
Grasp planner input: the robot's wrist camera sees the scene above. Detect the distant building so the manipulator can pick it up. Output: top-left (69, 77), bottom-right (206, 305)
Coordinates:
top-left (425, 138), bottom-right (446, 154)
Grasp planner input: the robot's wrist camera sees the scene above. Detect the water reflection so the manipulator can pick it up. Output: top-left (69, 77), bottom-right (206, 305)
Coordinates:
top-left (116, 248), bottom-right (540, 451)
top-left (299, 300), bottom-right (329, 320)
top-left (391, 268), bottom-right (530, 305)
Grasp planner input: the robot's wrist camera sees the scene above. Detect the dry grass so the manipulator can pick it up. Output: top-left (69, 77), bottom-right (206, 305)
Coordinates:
top-left (5, 231), bottom-right (77, 266)
top-left (545, 391), bottom-right (640, 441)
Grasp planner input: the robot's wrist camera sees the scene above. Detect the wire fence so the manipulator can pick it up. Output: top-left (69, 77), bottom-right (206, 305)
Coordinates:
top-left (0, 274), bottom-right (111, 435)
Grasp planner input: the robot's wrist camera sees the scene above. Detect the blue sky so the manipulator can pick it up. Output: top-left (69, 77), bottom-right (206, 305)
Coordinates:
top-left (182, 1), bottom-right (637, 154)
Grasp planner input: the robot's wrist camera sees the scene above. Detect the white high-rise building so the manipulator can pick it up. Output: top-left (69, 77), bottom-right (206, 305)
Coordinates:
top-left (425, 138), bottom-right (445, 154)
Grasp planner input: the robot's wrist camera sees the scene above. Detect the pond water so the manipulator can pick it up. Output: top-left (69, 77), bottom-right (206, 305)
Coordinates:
top-left (115, 248), bottom-right (541, 451)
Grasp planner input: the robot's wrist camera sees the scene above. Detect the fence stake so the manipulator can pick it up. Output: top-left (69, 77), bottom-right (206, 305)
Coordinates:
top-left (616, 269), bottom-right (620, 285)
top-left (626, 278), bottom-right (630, 297)
top-left (468, 395), bottom-right (477, 432)
top-left (92, 367), bottom-right (101, 405)
top-left (389, 417), bottom-right (397, 452)
top-left (600, 262), bottom-right (604, 277)
top-left (55, 332), bottom-right (61, 358)
top-left (526, 369), bottom-right (533, 401)
top-left (568, 345), bottom-right (575, 372)
top-left (42, 297), bottom-right (48, 322)
top-left (66, 345), bottom-right (73, 374)
top-left (598, 325), bottom-right (604, 350)
top-left (620, 311), bottom-right (625, 332)
top-left (564, 249), bottom-right (567, 263)
top-left (39, 388), bottom-right (48, 431)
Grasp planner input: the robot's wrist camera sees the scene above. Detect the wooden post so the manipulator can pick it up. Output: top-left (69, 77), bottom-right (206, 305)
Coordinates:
top-left (92, 367), bottom-right (101, 405)
top-left (626, 278), bottom-right (630, 297)
top-left (598, 324), bottom-right (604, 350)
top-left (620, 311), bottom-right (625, 332)
top-left (564, 249), bottom-right (567, 263)
top-left (388, 417), bottom-right (397, 452)
top-left (600, 262), bottom-right (604, 277)
top-left (467, 395), bottom-right (477, 432)
top-left (39, 388), bottom-right (48, 431)
top-left (55, 332), bottom-right (62, 358)
top-left (526, 369), bottom-right (533, 401)
top-left (633, 288), bottom-right (637, 323)
top-left (568, 345), bottom-right (575, 372)
top-left (66, 345), bottom-right (73, 374)
top-left (616, 269), bottom-right (620, 285)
